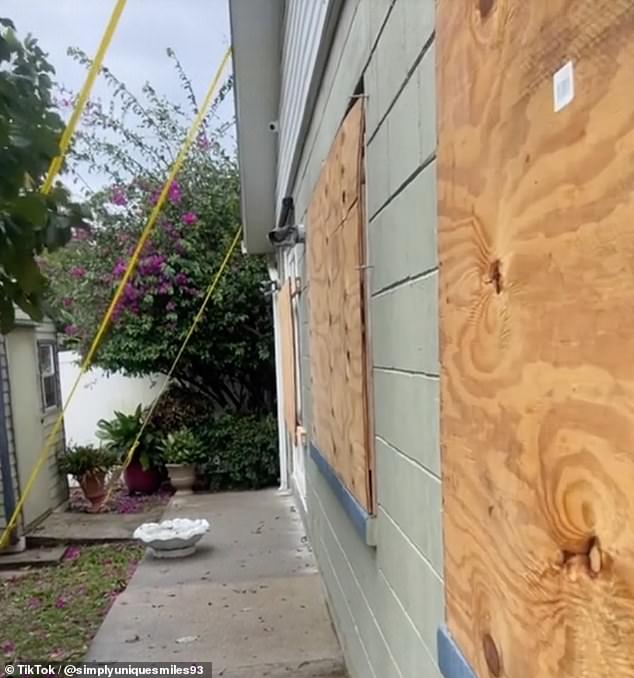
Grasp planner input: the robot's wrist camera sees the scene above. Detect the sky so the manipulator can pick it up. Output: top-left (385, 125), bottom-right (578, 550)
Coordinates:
top-left (3, 0), bottom-right (234, 191)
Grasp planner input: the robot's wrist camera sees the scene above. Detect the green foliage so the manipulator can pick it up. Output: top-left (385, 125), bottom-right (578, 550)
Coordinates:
top-left (45, 50), bottom-right (275, 413)
top-left (58, 444), bottom-right (117, 478)
top-left (158, 427), bottom-right (203, 465)
top-left (199, 414), bottom-right (279, 490)
top-left (96, 405), bottom-right (159, 471)
top-left (0, 18), bottom-right (86, 332)
top-left (148, 384), bottom-right (209, 436)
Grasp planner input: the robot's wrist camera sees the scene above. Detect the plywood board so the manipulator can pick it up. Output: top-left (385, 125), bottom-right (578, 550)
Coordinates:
top-left (307, 99), bottom-right (372, 511)
top-left (279, 280), bottom-right (297, 442)
top-left (438, 1), bottom-right (634, 676)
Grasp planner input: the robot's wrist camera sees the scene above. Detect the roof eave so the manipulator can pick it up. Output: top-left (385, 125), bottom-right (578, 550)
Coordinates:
top-left (229, 0), bottom-right (283, 255)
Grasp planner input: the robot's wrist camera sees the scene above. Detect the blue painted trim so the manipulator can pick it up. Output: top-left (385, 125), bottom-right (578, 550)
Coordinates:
top-left (438, 627), bottom-right (477, 678)
top-left (309, 441), bottom-right (371, 544)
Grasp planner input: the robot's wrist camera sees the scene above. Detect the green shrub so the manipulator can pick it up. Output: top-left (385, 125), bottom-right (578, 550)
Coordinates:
top-left (96, 405), bottom-right (161, 471)
top-left (199, 414), bottom-right (279, 490)
top-left (159, 428), bottom-right (204, 465)
top-left (59, 445), bottom-right (118, 478)
top-left (149, 386), bottom-right (210, 437)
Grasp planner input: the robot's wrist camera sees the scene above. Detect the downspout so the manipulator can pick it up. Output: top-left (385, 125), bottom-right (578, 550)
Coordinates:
top-left (268, 260), bottom-right (290, 492)
top-left (0, 338), bottom-right (18, 547)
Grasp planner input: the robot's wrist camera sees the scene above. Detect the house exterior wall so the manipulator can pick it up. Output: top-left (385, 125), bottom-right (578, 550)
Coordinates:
top-left (0, 337), bottom-right (20, 533)
top-left (34, 322), bottom-right (68, 513)
top-left (281, 1), bottom-right (443, 676)
top-left (5, 319), bottom-right (67, 528)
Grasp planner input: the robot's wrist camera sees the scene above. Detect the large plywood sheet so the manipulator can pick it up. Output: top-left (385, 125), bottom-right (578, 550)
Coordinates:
top-left (438, 1), bottom-right (634, 676)
top-left (307, 99), bottom-right (372, 511)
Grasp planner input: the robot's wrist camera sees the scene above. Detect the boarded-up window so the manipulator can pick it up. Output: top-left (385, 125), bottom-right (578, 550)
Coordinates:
top-left (279, 279), bottom-right (297, 441)
top-left (307, 99), bottom-right (372, 512)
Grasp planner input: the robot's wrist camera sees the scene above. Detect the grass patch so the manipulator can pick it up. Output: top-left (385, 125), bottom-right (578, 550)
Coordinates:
top-left (1, 543), bottom-right (144, 662)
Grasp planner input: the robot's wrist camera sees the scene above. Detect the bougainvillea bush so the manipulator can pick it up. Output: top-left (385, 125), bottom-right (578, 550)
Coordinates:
top-left (47, 50), bottom-right (275, 413)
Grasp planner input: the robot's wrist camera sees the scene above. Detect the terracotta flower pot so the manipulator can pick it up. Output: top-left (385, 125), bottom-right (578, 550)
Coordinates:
top-left (166, 463), bottom-right (196, 494)
top-left (123, 459), bottom-right (162, 495)
top-left (79, 470), bottom-right (107, 508)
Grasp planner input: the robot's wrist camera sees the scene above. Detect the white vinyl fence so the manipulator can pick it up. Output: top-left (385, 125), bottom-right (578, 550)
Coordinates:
top-left (59, 351), bottom-right (167, 447)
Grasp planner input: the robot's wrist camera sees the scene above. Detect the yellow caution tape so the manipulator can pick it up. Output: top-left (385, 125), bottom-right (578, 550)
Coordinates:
top-left (42, 0), bottom-right (128, 196)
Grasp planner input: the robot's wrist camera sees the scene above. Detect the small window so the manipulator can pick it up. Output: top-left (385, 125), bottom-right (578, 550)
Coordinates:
top-left (37, 342), bottom-right (59, 410)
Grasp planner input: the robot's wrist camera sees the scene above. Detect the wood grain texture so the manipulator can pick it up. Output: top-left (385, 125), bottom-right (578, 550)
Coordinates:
top-left (307, 99), bottom-right (372, 511)
top-left (438, 1), bottom-right (634, 676)
top-left (279, 280), bottom-right (297, 442)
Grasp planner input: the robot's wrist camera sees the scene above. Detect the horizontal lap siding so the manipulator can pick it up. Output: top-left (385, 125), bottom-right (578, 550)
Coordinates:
top-left (277, 0), bottom-right (332, 216)
top-left (0, 338), bottom-right (20, 532)
top-left (35, 327), bottom-right (68, 514)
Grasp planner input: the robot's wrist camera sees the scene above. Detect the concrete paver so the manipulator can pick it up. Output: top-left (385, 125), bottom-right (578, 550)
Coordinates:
top-left (87, 490), bottom-right (346, 677)
top-left (27, 507), bottom-right (165, 545)
top-left (0, 545), bottom-right (65, 570)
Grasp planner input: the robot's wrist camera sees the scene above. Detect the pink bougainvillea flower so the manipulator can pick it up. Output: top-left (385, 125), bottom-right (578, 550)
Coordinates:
top-left (149, 190), bottom-right (161, 206)
top-left (174, 272), bottom-right (188, 287)
top-left (54, 595), bottom-right (67, 609)
top-left (138, 254), bottom-right (166, 277)
top-left (1, 639), bottom-right (14, 656)
top-left (111, 186), bottom-right (127, 206)
top-left (112, 260), bottom-right (127, 278)
top-left (64, 324), bottom-right (79, 336)
top-left (181, 212), bottom-right (198, 225)
top-left (197, 133), bottom-right (210, 150)
top-left (122, 282), bottom-right (139, 301)
top-left (62, 297), bottom-right (73, 308)
top-left (168, 180), bottom-right (182, 204)
top-left (70, 266), bottom-right (86, 279)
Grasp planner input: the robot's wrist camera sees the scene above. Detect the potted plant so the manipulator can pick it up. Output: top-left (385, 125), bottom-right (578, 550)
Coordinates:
top-left (159, 428), bottom-right (203, 494)
top-left (58, 445), bottom-right (118, 509)
top-left (97, 405), bottom-right (162, 494)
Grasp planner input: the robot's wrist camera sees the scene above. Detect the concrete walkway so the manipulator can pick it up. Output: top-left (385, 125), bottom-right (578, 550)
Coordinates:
top-left (87, 490), bottom-right (345, 677)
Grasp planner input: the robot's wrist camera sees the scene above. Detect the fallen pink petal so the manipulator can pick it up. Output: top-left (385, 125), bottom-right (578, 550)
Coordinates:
top-left (26, 597), bottom-right (41, 610)
top-left (63, 546), bottom-right (81, 562)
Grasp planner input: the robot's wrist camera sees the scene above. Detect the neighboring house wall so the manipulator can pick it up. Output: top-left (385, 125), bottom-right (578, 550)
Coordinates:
top-left (59, 351), bottom-right (166, 447)
top-left (0, 337), bottom-right (20, 534)
top-left (4, 317), bottom-right (67, 528)
top-left (34, 323), bottom-right (68, 512)
top-left (283, 2), bottom-right (442, 677)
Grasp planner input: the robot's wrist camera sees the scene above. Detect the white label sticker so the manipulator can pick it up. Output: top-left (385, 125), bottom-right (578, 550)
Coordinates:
top-left (553, 61), bottom-right (574, 112)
